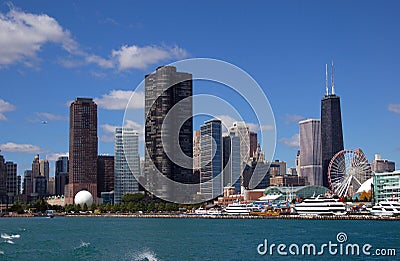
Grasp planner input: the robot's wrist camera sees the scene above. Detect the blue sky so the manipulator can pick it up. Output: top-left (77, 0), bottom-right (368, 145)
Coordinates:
top-left (0, 1), bottom-right (399, 176)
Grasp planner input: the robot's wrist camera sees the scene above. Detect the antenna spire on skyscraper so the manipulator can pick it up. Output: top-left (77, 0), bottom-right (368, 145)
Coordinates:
top-left (331, 60), bottom-right (335, 95)
top-left (325, 64), bottom-right (329, 96)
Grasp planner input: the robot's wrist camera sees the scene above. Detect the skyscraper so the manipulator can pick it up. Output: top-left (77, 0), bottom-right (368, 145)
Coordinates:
top-left (222, 134), bottom-right (241, 193)
top-left (299, 119), bottom-right (323, 186)
top-left (97, 155), bottom-right (115, 198)
top-left (229, 122), bottom-right (250, 175)
top-left (55, 156), bottom-right (69, 196)
top-left (114, 128), bottom-right (139, 204)
top-left (144, 66), bottom-right (193, 199)
top-left (200, 119), bottom-right (223, 198)
top-left (65, 98), bottom-right (98, 205)
top-left (321, 63), bottom-right (344, 188)
top-left (40, 159), bottom-right (49, 194)
top-left (193, 130), bottom-right (201, 171)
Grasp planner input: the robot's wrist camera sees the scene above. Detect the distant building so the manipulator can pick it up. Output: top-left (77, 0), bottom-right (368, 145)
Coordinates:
top-left (222, 134), bottom-right (241, 193)
top-left (144, 66), bottom-right (193, 199)
top-left (65, 98), bottom-right (98, 205)
top-left (321, 64), bottom-right (344, 188)
top-left (33, 176), bottom-right (47, 198)
top-left (23, 170), bottom-right (33, 196)
top-left (243, 146), bottom-right (270, 190)
top-left (0, 156), bottom-right (19, 203)
top-left (299, 119), bottom-right (323, 186)
top-left (373, 170), bottom-right (400, 203)
top-left (249, 131), bottom-right (257, 158)
top-left (269, 160), bottom-right (287, 177)
top-left (372, 154), bottom-right (395, 173)
top-left (48, 177), bottom-right (55, 195)
top-left (39, 159), bottom-right (49, 194)
top-left (269, 175), bottom-right (306, 187)
top-left (32, 154), bottom-right (40, 178)
top-left (55, 156), bottom-right (69, 196)
top-left (229, 122), bottom-right (250, 174)
top-left (264, 185), bottom-right (330, 203)
top-left (114, 128), bottom-right (139, 204)
top-left (193, 130), bottom-right (201, 171)
top-left (287, 168), bottom-right (298, 176)
top-left (200, 119), bottom-right (223, 198)
top-left (97, 155), bottom-right (114, 198)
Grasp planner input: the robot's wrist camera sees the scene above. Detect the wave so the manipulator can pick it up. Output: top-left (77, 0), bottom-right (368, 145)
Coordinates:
top-left (1, 233), bottom-right (20, 240)
top-left (74, 241), bottom-right (90, 250)
top-left (0, 250), bottom-right (4, 255)
top-left (4, 240), bottom-right (14, 245)
top-left (133, 249), bottom-right (159, 261)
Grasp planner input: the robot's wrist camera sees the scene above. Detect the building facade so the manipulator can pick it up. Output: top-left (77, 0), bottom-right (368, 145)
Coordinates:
top-left (65, 98), bottom-right (98, 204)
top-left (55, 156), bottom-right (69, 196)
top-left (114, 128), bottom-right (139, 204)
top-left (229, 122), bottom-right (250, 174)
top-left (373, 170), bottom-right (400, 203)
top-left (144, 66), bottom-right (193, 199)
top-left (372, 154), bottom-right (395, 173)
top-left (97, 155), bottom-right (114, 198)
top-left (193, 130), bottom-right (201, 171)
top-left (249, 131), bottom-right (258, 158)
top-left (299, 118), bottom-right (323, 186)
top-left (200, 119), bottom-right (223, 198)
top-left (222, 134), bottom-right (241, 192)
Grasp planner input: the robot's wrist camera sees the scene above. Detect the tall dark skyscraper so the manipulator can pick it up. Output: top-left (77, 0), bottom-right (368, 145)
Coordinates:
top-left (321, 63), bottom-right (344, 188)
top-left (65, 98), bottom-right (98, 204)
top-left (144, 66), bottom-right (193, 199)
top-left (97, 155), bottom-right (115, 198)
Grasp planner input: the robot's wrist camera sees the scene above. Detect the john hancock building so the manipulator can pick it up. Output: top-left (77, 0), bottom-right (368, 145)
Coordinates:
top-left (144, 66), bottom-right (195, 201)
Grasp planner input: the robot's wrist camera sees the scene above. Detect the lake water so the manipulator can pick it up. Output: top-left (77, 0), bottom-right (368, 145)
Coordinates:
top-left (0, 217), bottom-right (399, 260)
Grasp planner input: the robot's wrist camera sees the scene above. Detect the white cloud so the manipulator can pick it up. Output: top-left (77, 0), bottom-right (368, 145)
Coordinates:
top-left (45, 152), bottom-right (68, 161)
top-left (112, 44), bottom-right (189, 71)
top-left (0, 8), bottom-right (78, 67)
top-left (95, 90), bottom-right (144, 110)
top-left (0, 99), bottom-right (16, 120)
top-left (388, 104), bottom-right (400, 114)
top-left (283, 114), bottom-right (304, 124)
top-left (36, 112), bottom-right (68, 121)
top-left (100, 120), bottom-right (144, 142)
top-left (214, 114), bottom-right (275, 132)
top-left (0, 142), bottom-right (43, 153)
top-left (279, 134), bottom-right (300, 149)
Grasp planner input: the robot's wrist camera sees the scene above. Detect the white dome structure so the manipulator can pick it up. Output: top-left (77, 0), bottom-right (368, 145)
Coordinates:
top-left (356, 177), bottom-right (373, 194)
top-left (74, 190), bottom-right (94, 207)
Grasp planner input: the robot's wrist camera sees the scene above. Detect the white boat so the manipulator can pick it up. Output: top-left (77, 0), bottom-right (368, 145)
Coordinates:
top-left (370, 201), bottom-right (400, 217)
top-left (225, 201), bottom-right (250, 215)
top-left (46, 210), bottom-right (55, 218)
top-left (293, 196), bottom-right (346, 216)
top-left (194, 207), bottom-right (208, 215)
top-left (207, 208), bottom-right (222, 216)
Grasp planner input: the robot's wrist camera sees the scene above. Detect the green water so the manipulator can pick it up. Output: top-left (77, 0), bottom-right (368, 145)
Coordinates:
top-left (0, 217), bottom-right (399, 260)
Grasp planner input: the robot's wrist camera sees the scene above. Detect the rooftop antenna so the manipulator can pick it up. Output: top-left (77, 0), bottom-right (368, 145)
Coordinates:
top-left (331, 60), bottom-right (335, 95)
top-left (325, 63), bottom-right (329, 95)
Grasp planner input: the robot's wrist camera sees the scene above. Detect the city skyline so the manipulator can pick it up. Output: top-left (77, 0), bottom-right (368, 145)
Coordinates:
top-left (0, 1), bottom-right (399, 177)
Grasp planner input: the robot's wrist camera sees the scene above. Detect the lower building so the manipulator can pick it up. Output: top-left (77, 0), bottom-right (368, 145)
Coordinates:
top-left (270, 175), bottom-right (306, 187)
top-left (263, 185), bottom-right (330, 203)
top-left (373, 170), bottom-right (400, 203)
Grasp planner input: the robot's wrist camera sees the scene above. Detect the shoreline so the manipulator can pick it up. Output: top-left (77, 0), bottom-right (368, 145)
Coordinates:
top-left (2, 213), bottom-right (399, 220)
top-left (63, 213), bottom-right (400, 221)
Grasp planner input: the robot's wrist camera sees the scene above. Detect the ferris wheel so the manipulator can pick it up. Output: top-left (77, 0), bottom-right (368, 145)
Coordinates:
top-left (328, 148), bottom-right (372, 197)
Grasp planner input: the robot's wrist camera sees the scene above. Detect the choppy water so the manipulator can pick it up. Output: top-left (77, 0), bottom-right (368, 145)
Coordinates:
top-left (0, 217), bottom-right (399, 260)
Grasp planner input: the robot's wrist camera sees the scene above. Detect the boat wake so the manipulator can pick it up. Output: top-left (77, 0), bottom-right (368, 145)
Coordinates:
top-left (1, 233), bottom-right (20, 240)
top-left (4, 240), bottom-right (14, 245)
top-left (132, 248), bottom-right (159, 261)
